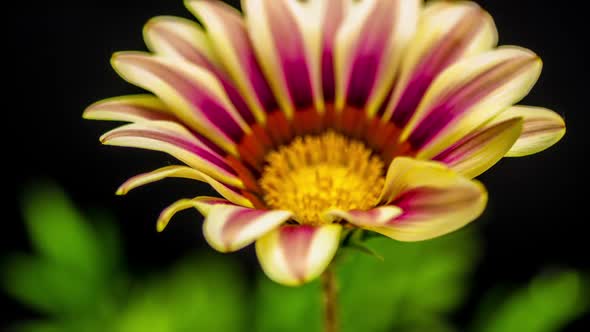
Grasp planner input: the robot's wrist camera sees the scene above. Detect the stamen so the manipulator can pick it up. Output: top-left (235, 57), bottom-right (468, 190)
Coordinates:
top-left (259, 131), bottom-right (385, 225)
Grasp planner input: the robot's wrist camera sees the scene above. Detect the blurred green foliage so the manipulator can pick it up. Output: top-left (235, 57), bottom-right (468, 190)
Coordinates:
top-left (2, 182), bottom-right (588, 332)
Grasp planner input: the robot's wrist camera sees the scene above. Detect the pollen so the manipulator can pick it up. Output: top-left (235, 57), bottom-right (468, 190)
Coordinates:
top-left (259, 131), bottom-right (385, 225)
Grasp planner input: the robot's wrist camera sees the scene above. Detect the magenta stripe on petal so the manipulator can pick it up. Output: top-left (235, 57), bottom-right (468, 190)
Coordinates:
top-left (122, 56), bottom-right (246, 141)
top-left (150, 24), bottom-right (256, 124)
top-left (408, 57), bottom-right (534, 149)
top-left (389, 186), bottom-right (482, 223)
top-left (219, 77), bottom-right (256, 124)
top-left (244, 51), bottom-right (280, 113)
top-left (216, 4), bottom-right (279, 113)
top-left (433, 118), bottom-right (520, 165)
top-left (106, 129), bottom-right (235, 175)
top-left (389, 9), bottom-right (485, 126)
top-left (346, 2), bottom-right (395, 108)
top-left (186, 128), bottom-right (226, 156)
top-left (280, 225), bottom-right (314, 280)
top-left (321, 0), bottom-right (345, 101)
top-left (322, 49), bottom-right (336, 102)
top-left (266, 1), bottom-right (314, 108)
top-left (149, 24), bottom-right (214, 69)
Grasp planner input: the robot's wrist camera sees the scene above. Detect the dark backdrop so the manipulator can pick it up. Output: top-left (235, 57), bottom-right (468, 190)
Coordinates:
top-left (5, 0), bottom-right (589, 330)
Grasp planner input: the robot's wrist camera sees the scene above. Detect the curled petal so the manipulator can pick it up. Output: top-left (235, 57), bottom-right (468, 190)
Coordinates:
top-left (157, 196), bottom-right (230, 232)
top-left (323, 206), bottom-right (402, 227)
top-left (256, 224), bottom-right (341, 286)
top-left (380, 157), bottom-right (454, 204)
top-left (100, 121), bottom-right (242, 187)
top-left (187, 0), bottom-right (275, 124)
top-left (111, 52), bottom-right (251, 155)
top-left (203, 205), bottom-right (293, 253)
top-left (492, 106), bottom-right (566, 157)
top-left (402, 46), bottom-right (542, 159)
top-left (116, 165), bottom-right (253, 207)
top-left (334, 0), bottom-right (419, 115)
top-left (373, 157), bottom-right (487, 241)
top-left (83, 94), bottom-right (175, 122)
top-left (371, 180), bottom-right (487, 242)
top-left (382, 1), bottom-right (497, 125)
top-left (434, 117), bottom-right (523, 178)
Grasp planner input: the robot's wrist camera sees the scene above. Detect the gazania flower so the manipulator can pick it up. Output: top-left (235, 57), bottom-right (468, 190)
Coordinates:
top-left (85, 0), bottom-right (565, 286)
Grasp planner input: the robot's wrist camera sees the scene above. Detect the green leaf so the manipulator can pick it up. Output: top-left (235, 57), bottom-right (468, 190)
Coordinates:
top-left (338, 229), bottom-right (479, 332)
top-left (20, 182), bottom-right (103, 279)
top-left (117, 254), bottom-right (248, 332)
top-left (1, 254), bottom-right (101, 315)
top-left (473, 270), bottom-right (589, 332)
top-left (254, 275), bottom-right (323, 332)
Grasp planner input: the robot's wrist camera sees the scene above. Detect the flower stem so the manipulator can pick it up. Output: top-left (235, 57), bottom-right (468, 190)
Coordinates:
top-left (321, 266), bottom-right (338, 332)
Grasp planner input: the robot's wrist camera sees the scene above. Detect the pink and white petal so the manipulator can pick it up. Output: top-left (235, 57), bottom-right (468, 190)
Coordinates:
top-left (111, 52), bottom-right (251, 155)
top-left (382, 1), bottom-right (497, 125)
top-left (186, 0), bottom-right (274, 124)
top-left (319, 0), bottom-right (348, 102)
top-left (100, 121), bottom-right (243, 188)
top-left (243, 0), bottom-right (325, 116)
top-left (144, 16), bottom-right (257, 125)
top-left (490, 105), bottom-right (566, 157)
top-left (323, 206), bottom-right (402, 227)
top-left (334, 0), bottom-right (419, 115)
top-left (143, 16), bottom-right (219, 67)
top-left (203, 205), bottom-right (293, 253)
top-left (116, 165), bottom-right (253, 207)
top-left (157, 196), bottom-right (230, 232)
top-left (369, 179), bottom-right (487, 242)
top-left (255, 224), bottom-right (341, 286)
top-left (380, 157), bottom-right (458, 204)
top-left (401, 46), bottom-right (542, 160)
top-left (434, 118), bottom-right (523, 178)
top-left (83, 94), bottom-right (175, 122)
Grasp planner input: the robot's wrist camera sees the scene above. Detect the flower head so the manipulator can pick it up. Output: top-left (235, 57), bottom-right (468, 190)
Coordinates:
top-left (85, 0), bottom-right (565, 286)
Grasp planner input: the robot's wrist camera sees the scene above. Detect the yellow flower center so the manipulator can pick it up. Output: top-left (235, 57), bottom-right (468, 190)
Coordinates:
top-left (259, 131), bottom-right (385, 225)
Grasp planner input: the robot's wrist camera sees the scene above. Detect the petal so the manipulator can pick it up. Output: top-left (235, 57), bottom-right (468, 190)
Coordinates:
top-left (382, 1), bottom-right (497, 125)
top-left (323, 206), bottom-right (402, 227)
top-left (116, 165), bottom-right (253, 207)
top-left (434, 117), bottom-right (523, 178)
top-left (402, 46), bottom-right (542, 160)
top-left (334, 0), bottom-right (419, 115)
top-left (111, 52), bottom-right (251, 155)
top-left (320, 0), bottom-right (347, 102)
top-left (243, 0), bottom-right (326, 116)
top-left (83, 94), bottom-right (176, 122)
top-left (143, 16), bottom-right (258, 125)
top-left (157, 196), bottom-right (230, 232)
top-left (373, 157), bottom-right (487, 241)
top-left (491, 105), bottom-right (566, 157)
top-left (203, 205), bottom-right (293, 253)
top-left (186, 0), bottom-right (276, 124)
top-left (379, 156), bottom-right (452, 204)
top-left (143, 16), bottom-right (219, 67)
top-left (255, 224), bottom-right (341, 286)
top-left (100, 121), bottom-right (242, 187)
top-left (371, 179), bottom-right (487, 242)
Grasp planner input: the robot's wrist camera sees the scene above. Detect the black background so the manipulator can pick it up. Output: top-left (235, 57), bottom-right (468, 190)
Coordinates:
top-left (4, 0), bottom-right (589, 330)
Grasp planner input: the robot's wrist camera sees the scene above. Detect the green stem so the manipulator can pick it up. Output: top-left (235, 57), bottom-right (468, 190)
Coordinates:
top-left (321, 266), bottom-right (338, 332)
